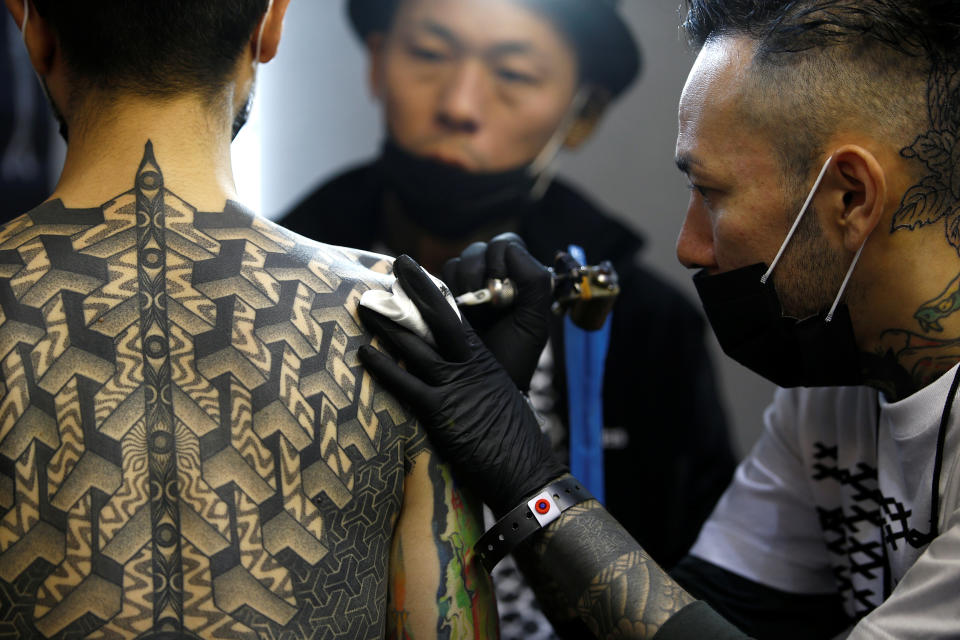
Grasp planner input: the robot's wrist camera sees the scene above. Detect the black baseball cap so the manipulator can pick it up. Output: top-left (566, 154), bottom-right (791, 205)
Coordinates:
top-left (346, 0), bottom-right (641, 98)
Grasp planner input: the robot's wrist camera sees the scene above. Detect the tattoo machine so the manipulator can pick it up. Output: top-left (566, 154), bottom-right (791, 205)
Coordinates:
top-left (454, 251), bottom-right (620, 331)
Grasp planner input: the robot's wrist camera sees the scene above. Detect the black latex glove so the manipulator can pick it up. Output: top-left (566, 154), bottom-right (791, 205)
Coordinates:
top-left (440, 232), bottom-right (552, 392)
top-left (358, 254), bottom-right (568, 516)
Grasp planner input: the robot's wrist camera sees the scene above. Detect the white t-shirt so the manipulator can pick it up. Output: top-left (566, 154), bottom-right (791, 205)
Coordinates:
top-left (691, 364), bottom-right (960, 638)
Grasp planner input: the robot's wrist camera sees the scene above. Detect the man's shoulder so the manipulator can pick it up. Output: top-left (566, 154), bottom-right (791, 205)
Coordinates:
top-left (777, 384), bottom-right (876, 410)
top-left (533, 179), bottom-right (646, 256)
top-left (265, 213), bottom-right (395, 289)
top-left (0, 199), bottom-right (105, 241)
top-left (766, 385), bottom-right (878, 445)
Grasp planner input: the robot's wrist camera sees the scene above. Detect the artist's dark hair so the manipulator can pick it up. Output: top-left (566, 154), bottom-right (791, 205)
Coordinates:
top-left (33, 0), bottom-right (270, 97)
top-left (682, 0), bottom-right (960, 237)
top-left (682, 0), bottom-right (960, 57)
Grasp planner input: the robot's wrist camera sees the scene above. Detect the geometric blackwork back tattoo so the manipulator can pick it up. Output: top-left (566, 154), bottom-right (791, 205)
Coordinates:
top-left (0, 142), bottom-right (439, 638)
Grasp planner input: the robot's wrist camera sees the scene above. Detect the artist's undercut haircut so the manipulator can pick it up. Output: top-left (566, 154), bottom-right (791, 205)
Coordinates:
top-left (32, 0), bottom-right (270, 98)
top-left (681, 0), bottom-right (960, 227)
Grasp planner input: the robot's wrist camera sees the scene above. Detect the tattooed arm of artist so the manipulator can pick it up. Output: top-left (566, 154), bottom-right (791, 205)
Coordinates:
top-left (514, 486), bottom-right (696, 639)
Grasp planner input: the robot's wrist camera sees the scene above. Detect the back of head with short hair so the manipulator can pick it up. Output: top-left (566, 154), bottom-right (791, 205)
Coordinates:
top-left (33, 0), bottom-right (269, 98)
top-left (682, 0), bottom-right (960, 238)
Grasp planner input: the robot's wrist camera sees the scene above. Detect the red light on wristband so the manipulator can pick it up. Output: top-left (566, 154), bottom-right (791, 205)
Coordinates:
top-left (534, 499), bottom-right (550, 514)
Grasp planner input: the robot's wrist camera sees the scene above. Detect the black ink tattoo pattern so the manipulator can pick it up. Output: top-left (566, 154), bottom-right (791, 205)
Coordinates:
top-left (0, 142), bottom-right (484, 638)
top-left (519, 496), bottom-right (695, 638)
top-left (135, 142), bottom-right (185, 634)
top-left (892, 58), bottom-right (960, 248)
top-left (867, 55), bottom-right (960, 397)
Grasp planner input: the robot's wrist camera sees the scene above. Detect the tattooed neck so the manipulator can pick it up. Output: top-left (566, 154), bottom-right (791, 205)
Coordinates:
top-left (860, 348), bottom-right (925, 402)
top-left (53, 102), bottom-right (237, 213)
top-left (876, 57), bottom-right (960, 402)
top-left (863, 327), bottom-right (960, 402)
top-left (858, 266), bottom-right (960, 401)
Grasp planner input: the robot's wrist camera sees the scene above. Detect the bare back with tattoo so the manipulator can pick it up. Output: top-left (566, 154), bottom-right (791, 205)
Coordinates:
top-left (0, 143), bottom-right (495, 639)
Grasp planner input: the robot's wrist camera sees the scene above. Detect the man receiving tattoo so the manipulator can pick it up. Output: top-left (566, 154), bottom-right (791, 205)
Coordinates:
top-left (359, 0), bottom-right (960, 638)
top-left (0, 1), bottom-right (495, 638)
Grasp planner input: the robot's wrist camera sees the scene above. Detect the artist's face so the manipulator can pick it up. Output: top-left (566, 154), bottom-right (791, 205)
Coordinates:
top-left (370, 0), bottom-right (580, 172)
top-left (675, 36), bottom-right (845, 317)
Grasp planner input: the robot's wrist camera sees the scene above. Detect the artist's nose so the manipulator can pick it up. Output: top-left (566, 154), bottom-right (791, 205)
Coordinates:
top-left (676, 199), bottom-right (716, 270)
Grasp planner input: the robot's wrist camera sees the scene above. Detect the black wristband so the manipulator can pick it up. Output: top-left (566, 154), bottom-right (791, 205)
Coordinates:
top-left (475, 476), bottom-right (593, 573)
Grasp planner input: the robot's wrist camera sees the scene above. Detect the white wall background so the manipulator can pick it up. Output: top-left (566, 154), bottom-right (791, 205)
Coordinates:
top-left (254, 0), bottom-right (778, 456)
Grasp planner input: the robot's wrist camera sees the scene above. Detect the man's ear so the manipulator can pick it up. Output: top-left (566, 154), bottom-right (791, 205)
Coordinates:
top-left (4, 0), bottom-right (57, 74)
top-left (252, 0), bottom-right (292, 63)
top-left (365, 33), bottom-right (386, 101)
top-left (563, 90), bottom-right (610, 149)
top-left (818, 145), bottom-right (887, 254)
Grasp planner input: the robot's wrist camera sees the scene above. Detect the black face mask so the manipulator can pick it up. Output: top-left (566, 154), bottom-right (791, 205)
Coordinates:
top-left (377, 139), bottom-right (541, 239)
top-left (694, 264), bottom-right (864, 387)
top-left (693, 156), bottom-right (869, 388)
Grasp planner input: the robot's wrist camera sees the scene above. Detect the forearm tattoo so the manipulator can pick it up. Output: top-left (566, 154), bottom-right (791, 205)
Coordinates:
top-left (0, 142), bottom-right (486, 638)
top-left (520, 499), bottom-right (694, 639)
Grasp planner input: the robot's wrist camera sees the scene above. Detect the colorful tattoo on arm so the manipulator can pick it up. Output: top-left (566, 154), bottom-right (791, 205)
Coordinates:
top-left (388, 536), bottom-right (416, 640)
top-left (430, 460), bottom-right (498, 640)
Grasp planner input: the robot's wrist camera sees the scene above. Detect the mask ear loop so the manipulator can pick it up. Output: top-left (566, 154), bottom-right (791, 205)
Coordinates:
top-left (761, 155), bottom-right (833, 285)
top-left (824, 238), bottom-right (867, 322)
top-left (529, 86), bottom-right (590, 200)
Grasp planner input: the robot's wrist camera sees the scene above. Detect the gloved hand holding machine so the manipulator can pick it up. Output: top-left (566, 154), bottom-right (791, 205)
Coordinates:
top-left (356, 237), bottom-right (613, 566)
top-left (357, 233), bottom-right (619, 567)
top-left (356, 235), bottom-right (746, 640)
top-left (454, 248), bottom-right (620, 332)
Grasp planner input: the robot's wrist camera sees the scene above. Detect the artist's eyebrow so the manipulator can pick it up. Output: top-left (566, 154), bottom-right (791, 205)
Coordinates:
top-left (674, 153), bottom-right (704, 175)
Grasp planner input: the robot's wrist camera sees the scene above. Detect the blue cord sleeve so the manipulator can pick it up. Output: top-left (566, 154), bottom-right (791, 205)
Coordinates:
top-left (564, 245), bottom-right (611, 503)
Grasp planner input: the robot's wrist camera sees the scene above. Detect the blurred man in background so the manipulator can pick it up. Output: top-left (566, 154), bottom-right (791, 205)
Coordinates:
top-left (0, 14), bottom-right (57, 223)
top-left (281, 5), bottom-right (737, 624)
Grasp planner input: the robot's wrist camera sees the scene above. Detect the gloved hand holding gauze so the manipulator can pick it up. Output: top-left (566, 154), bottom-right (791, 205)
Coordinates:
top-left (359, 265), bottom-right (461, 348)
top-left (356, 254), bottom-right (568, 517)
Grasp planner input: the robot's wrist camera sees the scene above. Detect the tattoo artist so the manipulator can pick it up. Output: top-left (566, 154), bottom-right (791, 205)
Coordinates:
top-left (359, 0), bottom-right (960, 638)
